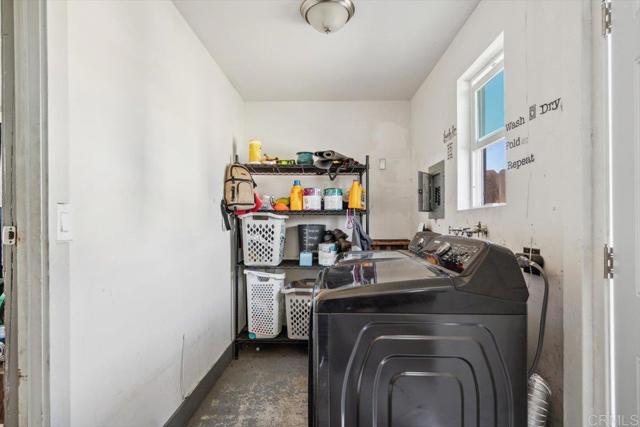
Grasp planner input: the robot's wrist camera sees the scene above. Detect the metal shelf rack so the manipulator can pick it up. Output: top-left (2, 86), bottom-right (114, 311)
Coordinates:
top-left (231, 155), bottom-right (370, 358)
top-left (259, 209), bottom-right (366, 216)
top-left (243, 162), bottom-right (367, 176)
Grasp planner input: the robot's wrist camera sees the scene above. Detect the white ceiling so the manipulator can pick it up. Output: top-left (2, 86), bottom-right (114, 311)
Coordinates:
top-left (173, 0), bottom-right (479, 101)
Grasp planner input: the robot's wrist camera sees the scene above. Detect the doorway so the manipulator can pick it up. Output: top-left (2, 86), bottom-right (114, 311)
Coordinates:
top-left (1, 0), bottom-right (50, 426)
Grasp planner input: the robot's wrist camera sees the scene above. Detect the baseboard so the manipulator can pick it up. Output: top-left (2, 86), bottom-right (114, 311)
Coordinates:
top-left (164, 343), bottom-right (233, 427)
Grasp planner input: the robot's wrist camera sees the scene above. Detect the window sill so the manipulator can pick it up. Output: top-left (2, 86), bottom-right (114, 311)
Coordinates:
top-left (458, 203), bottom-right (506, 212)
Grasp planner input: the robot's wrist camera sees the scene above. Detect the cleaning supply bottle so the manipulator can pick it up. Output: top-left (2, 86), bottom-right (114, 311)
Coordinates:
top-left (290, 180), bottom-right (303, 211)
top-left (348, 180), bottom-right (362, 209)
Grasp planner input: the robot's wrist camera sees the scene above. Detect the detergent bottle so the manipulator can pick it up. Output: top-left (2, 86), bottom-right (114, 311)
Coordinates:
top-left (290, 180), bottom-right (303, 211)
top-left (348, 180), bottom-right (362, 209)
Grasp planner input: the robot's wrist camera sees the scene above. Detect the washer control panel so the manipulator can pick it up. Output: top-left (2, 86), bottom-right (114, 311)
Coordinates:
top-left (421, 236), bottom-right (485, 274)
top-left (408, 231), bottom-right (441, 254)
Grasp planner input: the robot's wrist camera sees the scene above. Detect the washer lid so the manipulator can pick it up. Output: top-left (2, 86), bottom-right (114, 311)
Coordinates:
top-left (320, 256), bottom-right (449, 291)
top-left (337, 250), bottom-right (407, 263)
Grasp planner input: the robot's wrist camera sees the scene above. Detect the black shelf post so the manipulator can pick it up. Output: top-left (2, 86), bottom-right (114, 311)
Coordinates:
top-left (365, 155), bottom-right (370, 234)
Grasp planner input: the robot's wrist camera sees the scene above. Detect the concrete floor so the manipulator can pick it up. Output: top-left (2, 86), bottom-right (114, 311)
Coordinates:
top-left (188, 345), bottom-right (308, 427)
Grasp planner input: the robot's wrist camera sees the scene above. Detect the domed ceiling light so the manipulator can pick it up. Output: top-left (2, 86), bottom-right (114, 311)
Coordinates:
top-left (300, 0), bottom-right (355, 34)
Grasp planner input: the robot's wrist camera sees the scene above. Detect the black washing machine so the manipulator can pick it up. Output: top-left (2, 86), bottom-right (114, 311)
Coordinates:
top-left (309, 232), bottom-right (528, 427)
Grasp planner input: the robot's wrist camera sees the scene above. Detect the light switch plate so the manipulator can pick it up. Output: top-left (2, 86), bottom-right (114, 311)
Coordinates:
top-left (56, 203), bottom-right (72, 241)
top-left (379, 158), bottom-right (386, 170)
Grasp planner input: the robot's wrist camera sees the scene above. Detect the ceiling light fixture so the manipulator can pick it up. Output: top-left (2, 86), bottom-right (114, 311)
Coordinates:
top-left (300, 0), bottom-right (355, 34)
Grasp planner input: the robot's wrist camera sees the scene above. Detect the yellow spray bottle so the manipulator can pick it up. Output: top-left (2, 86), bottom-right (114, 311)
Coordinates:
top-left (348, 180), bottom-right (362, 209)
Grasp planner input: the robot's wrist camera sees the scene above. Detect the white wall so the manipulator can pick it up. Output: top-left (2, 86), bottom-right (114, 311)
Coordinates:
top-left (245, 101), bottom-right (413, 244)
top-left (410, 1), bottom-right (592, 425)
top-left (47, 1), bottom-right (244, 426)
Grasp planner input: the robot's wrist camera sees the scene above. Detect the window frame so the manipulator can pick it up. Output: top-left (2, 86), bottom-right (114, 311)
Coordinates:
top-left (468, 53), bottom-right (506, 208)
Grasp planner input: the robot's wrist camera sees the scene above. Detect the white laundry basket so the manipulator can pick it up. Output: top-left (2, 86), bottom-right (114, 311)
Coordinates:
top-left (283, 279), bottom-right (315, 340)
top-left (244, 270), bottom-right (285, 339)
top-left (240, 213), bottom-right (288, 266)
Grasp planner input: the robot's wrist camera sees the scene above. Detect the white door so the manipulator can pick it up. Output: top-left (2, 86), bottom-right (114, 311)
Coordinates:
top-left (610, 0), bottom-right (640, 423)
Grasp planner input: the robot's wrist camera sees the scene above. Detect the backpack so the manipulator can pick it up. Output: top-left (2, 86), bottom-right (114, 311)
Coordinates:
top-left (224, 164), bottom-right (256, 211)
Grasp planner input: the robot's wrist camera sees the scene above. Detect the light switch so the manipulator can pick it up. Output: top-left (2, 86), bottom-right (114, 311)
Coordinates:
top-left (56, 203), bottom-right (72, 241)
top-left (379, 158), bottom-right (386, 170)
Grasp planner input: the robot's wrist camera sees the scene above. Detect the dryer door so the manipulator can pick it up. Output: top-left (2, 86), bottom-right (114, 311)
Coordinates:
top-left (313, 313), bottom-right (527, 427)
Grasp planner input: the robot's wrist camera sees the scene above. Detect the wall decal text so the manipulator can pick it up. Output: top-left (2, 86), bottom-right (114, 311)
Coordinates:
top-left (539, 97), bottom-right (562, 115)
top-left (443, 125), bottom-right (457, 144)
top-left (505, 116), bottom-right (526, 131)
top-left (508, 153), bottom-right (535, 170)
top-left (447, 142), bottom-right (454, 160)
top-left (506, 136), bottom-right (528, 150)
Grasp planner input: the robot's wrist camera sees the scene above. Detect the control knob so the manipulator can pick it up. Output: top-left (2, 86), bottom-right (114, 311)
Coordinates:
top-left (435, 242), bottom-right (452, 256)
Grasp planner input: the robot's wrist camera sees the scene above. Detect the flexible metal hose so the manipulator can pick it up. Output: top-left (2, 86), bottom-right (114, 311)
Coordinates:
top-left (517, 257), bottom-right (552, 427)
top-left (528, 374), bottom-right (552, 427)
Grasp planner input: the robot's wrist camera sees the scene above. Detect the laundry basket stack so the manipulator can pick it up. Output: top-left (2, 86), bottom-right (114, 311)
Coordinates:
top-left (241, 213), bottom-right (288, 339)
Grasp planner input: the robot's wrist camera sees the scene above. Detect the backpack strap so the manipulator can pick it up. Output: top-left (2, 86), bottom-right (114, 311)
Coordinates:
top-left (220, 199), bottom-right (232, 231)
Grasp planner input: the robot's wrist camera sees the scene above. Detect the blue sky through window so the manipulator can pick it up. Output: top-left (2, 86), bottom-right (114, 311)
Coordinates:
top-left (478, 70), bottom-right (504, 139)
top-left (485, 140), bottom-right (507, 172)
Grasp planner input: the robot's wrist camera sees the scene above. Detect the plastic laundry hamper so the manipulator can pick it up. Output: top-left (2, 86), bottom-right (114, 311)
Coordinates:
top-left (244, 270), bottom-right (285, 339)
top-left (240, 213), bottom-right (288, 266)
top-left (283, 279), bottom-right (315, 340)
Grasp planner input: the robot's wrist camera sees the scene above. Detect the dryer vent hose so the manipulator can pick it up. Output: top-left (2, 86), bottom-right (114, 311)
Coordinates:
top-left (528, 373), bottom-right (552, 427)
top-left (517, 256), bottom-right (552, 426)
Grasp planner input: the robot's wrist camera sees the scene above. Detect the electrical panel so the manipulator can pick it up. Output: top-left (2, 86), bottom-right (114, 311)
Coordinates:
top-left (417, 161), bottom-right (445, 219)
top-left (417, 171), bottom-right (431, 212)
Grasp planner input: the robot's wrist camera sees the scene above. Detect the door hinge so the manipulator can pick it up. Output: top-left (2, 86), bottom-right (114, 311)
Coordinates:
top-left (602, 0), bottom-right (612, 36)
top-left (2, 226), bottom-right (17, 246)
top-left (604, 243), bottom-right (614, 279)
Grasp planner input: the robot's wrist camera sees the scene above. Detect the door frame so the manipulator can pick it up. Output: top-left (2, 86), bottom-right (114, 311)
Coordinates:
top-left (561, 0), bottom-right (614, 424)
top-left (2, 0), bottom-right (50, 426)
top-left (589, 0), bottom-right (612, 422)
top-left (590, 0), bottom-right (620, 423)
top-left (597, 0), bottom-right (640, 423)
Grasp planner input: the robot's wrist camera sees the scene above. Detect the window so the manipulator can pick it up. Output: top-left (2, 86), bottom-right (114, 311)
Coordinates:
top-left (470, 57), bottom-right (506, 206)
top-left (457, 35), bottom-right (506, 210)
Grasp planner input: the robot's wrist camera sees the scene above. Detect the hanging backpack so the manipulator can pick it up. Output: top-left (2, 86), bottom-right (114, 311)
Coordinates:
top-left (223, 163), bottom-right (256, 212)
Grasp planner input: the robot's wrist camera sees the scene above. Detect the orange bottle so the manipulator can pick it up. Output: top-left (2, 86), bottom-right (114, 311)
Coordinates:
top-left (290, 180), bottom-right (303, 211)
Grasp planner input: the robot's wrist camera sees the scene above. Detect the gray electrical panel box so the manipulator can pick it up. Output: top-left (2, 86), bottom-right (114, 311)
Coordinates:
top-left (417, 161), bottom-right (445, 219)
